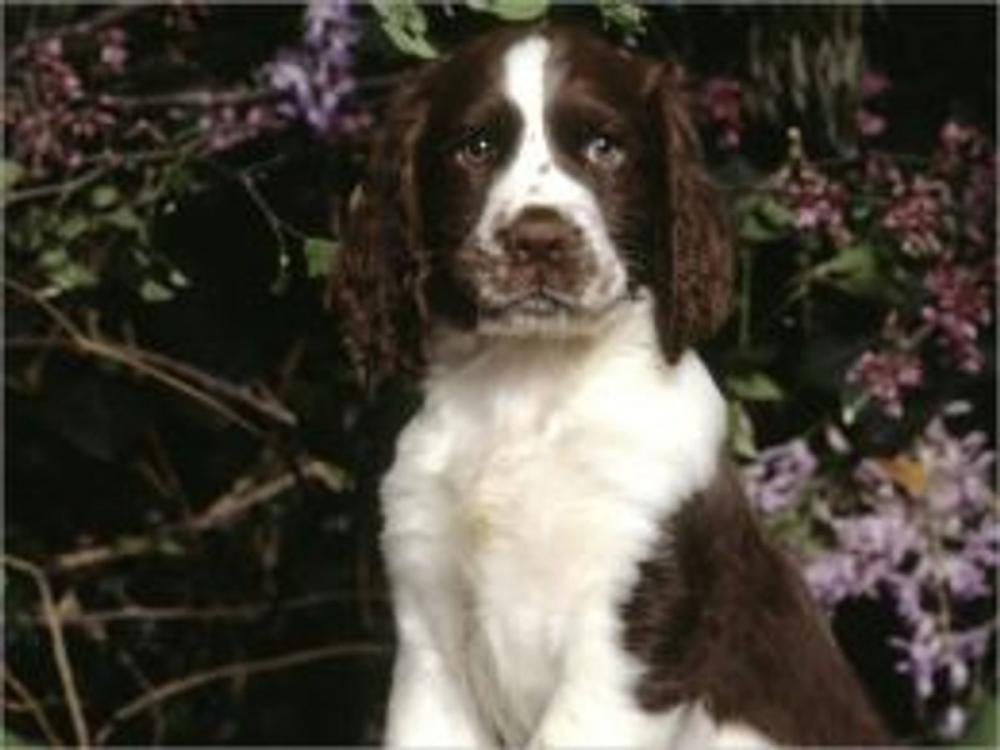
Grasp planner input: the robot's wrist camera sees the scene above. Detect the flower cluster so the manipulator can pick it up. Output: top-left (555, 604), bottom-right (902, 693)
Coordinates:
top-left (267, 0), bottom-right (367, 139)
top-left (777, 164), bottom-right (852, 247)
top-left (881, 175), bottom-right (953, 257)
top-left (698, 76), bottom-right (743, 151)
top-left (846, 349), bottom-right (924, 418)
top-left (856, 69), bottom-right (890, 139)
top-left (3, 37), bottom-right (119, 176)
top-left (922, 262), bottom-right (993, 373)
top-left (748, 411), bottom-right (997, 739)
top-left (742, 439), bottom-right (817, 513)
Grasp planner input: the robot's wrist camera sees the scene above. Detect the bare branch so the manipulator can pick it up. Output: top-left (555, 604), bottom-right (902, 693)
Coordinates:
top-left (51, 458), bottom-right (347, 573)
top-left (4, 282), bottom-right (299, 431)
top-left (17, 592), bottom-right (383, 629)
top-left (94, 641), bottom-right (387, 745)
top-left (3, 668), bottom-right (67, 747)
top-left (4, 555), bottom-right (91, 748)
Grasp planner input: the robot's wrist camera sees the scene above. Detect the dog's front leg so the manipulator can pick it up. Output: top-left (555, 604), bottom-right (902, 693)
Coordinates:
top-left (384, 605), bottom-right (494, 748)
top-left (528, 609), bottom-right (672, 750)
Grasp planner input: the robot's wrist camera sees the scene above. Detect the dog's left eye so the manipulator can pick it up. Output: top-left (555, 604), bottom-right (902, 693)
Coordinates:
top-left (583, 133), bottom-right (625, 170)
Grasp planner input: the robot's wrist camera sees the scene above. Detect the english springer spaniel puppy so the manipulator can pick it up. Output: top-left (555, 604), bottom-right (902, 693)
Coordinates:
top-left (335, 23), bottom-right (888, 749)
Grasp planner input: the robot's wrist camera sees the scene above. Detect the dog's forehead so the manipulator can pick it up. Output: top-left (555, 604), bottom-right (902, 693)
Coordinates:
top-left (431, 26), bottom-right (647, 115)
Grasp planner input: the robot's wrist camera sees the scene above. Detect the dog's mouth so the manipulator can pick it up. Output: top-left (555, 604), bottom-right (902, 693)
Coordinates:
top-left (475, 287), bottom-right (630, 338)
top-left (479, 290), bottom-right (578, 320)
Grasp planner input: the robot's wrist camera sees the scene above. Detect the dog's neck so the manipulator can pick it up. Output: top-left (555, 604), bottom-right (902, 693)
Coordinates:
top-left (427, 292), bottom-right (668, 389)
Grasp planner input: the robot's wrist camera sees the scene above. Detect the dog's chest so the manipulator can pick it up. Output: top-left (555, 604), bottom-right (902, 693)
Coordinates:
top-left (381, 306), bottom-right (727, 737)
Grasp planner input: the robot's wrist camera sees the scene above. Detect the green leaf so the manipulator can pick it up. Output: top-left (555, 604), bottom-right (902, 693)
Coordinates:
top-left (39, 247), bottom-right (69, 270)
top-left (57, 213), bottom-right (90, 241)
top-left (103, 206), bottom-right (148, 243)
top-left (44, 260), bottom-right (97, 295)
top-left (807, 244), bottom-right (884, 297)
top-left (140, 279), bottom-right (175, 303)
top-left (597, 0), bottom-right (647, 35)
top-left (303, 237), bottom-right (340, 279)
top-left (466, 0), bottom-right (549, 21)
top-left (90, 184), bottom-right (120, 209)
top-left (168, 268), bottom-right (190, 288)
top-left (727, 401), bottom-right (758, 459)
top-left (372, 0), bottom-right (438, 59)
top-left (958, 694), bottom-right (998, 748)
top-left (727, 372), bottom-right (786, 402)
top-left (1, 159), bottom-right (26, 191)
top-left (736, 194), bottom-right (797, 244)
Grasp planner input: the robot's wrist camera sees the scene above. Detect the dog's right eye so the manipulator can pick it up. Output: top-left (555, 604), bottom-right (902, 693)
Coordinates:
top-left (454, 131), bottom-right (497, 168)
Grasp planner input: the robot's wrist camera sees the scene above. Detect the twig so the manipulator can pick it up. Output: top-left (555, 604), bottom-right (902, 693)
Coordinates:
top-left (106, 87), bottom-right (279, 110)
top-left (51, 458), bottom-right (347, 573)
top-left (94, 641), bottom-right (388, 745)
top-left (5, 280), bottom-right (298, 432)
top-left (2, 165), bottom-right (112, 207)
top-left (17, 592), bottom-right (378, 629)
top-left (3, 668), bottom-right (66, 748)
top-left (4, 555), bottom-right (91, 748)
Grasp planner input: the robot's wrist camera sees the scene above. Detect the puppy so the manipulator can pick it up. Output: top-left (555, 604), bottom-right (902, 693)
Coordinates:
top-left (335, 23), bottom-right (888, 749)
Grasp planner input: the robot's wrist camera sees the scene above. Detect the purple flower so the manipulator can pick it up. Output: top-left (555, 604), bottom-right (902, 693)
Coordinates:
top-left (267, 0), bottom-right (365, 139)
top-left (805, 553), bottom-right (859, 609)
top-left (800, 409), bottom-right (997, 738)
top-left (743, 439), bottom-right (818, 514)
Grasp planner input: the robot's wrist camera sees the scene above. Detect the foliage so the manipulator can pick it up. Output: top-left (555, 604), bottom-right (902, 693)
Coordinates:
top-left (714, 68), bottom-right (997, 741)
top-left (3, 2), bottom-right (995, 747)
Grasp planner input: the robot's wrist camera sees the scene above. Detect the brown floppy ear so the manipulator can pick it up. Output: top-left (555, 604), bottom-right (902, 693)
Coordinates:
top-left (331, 63), bottom-right (439, 389)
top-left (646, 61), bottom-right (733, 361)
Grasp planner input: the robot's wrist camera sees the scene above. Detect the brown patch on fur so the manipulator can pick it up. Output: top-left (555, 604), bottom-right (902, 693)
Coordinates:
top-left (622, 464), bottom-right (890, 745)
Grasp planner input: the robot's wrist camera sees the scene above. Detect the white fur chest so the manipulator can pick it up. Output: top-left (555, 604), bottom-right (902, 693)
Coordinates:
top-left (381, 299), bottom-right (727, 746)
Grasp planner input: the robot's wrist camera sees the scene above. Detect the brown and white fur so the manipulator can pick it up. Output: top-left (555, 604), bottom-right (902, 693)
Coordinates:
top-left (335, 24), bottom-right (888, 750)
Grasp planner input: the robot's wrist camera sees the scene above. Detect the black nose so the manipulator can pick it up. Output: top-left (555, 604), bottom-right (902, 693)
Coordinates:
top-left (499, 206), bottom-right (581, 262)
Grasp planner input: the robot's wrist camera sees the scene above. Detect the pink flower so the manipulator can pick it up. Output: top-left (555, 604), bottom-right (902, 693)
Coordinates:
top-left (860, 69), bottom-right (892, 99)
top-left (881, 175), bottom-right (952, 257)
top-left (922, 263), bottom-right (992, 372)
top-left (698, 76), bottom-right (743, 151)
top-left (857, 108), bottom-right (886, 138)
top-left (847, 350), bottom-right (923, 418)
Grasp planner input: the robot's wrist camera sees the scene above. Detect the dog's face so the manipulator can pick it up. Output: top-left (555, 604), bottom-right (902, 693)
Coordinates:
top-left (420, 32), bottom-right (655, 336)
top-left (336, 25), bottom-right (732, 380)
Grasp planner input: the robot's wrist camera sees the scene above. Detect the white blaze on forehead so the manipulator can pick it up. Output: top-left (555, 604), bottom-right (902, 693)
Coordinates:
top-left (502, 36), bottom-right (551, 167)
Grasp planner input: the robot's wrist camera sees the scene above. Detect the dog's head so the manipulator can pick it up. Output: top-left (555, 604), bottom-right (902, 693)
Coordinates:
top-left (335, 25), bottom-right (732, 382)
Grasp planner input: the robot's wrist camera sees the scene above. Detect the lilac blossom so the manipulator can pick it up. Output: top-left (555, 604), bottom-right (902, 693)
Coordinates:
top-left (793, 410), bottom-right (997, 739)
top-left (856, 69), bottom-right (890, 139)
top-left (881, 175), bottom-right (953, 257)
top-left (267, 0), bottom-right (365, 139)
top-left (921, 263), bottom-right (992, 373)
top-left (743, 439), bottom-right (818, 514)
top-left (3, 36), bottom-right (119, 175)
top-left (846, 349), bottom-right (923, 418)
top-left (778, 166), bottom-right (852, 247)
top-left (98, 27), bottom-right (128, 75)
